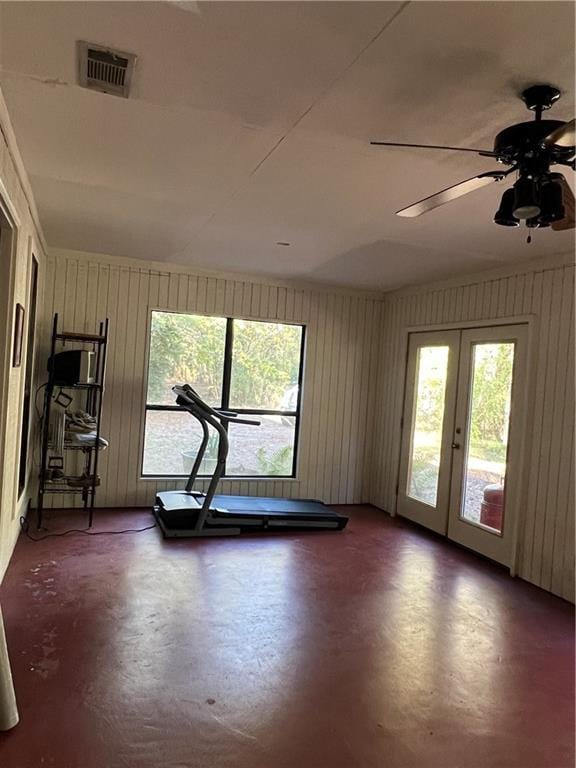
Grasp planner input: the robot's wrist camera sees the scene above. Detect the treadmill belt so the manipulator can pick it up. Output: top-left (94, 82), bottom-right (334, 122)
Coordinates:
top-left (211, 495), bottom-right (331, 515)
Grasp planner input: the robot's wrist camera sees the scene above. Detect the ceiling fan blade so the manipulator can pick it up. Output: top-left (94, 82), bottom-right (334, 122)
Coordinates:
top-left (396, 171), bottom-right (508, 218)
top-left (552, 176), bottom-right (575, 230)
top-left (544, 119), bottom-right (575, 148)
top-left (370, 141), bottom-right (496, 157)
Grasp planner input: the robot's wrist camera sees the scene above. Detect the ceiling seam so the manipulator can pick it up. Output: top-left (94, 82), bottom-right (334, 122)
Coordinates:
top-left (171, 0), bottom-right (411, 261)
top-left (246, 0), bottom-right (412, 179)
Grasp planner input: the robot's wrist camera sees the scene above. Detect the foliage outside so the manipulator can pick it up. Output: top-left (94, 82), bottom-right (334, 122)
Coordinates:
top-left (230, 320), bottom-right (302, 409)
top-left (146, 311), bottom-right (302, 476)
top-left (468, 343), bottom-right (513, 463)
top-left (256, 445), bottom-right (293, 475)
top-left (147, 312), bottom-right (226, 405)
top-left (148, 312), bottom-right (302, 409)
top-left (408, 343), bottom-right (514, 504)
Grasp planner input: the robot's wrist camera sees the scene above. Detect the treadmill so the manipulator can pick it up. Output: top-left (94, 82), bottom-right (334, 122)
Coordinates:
top-left (154, 384), bottom-right (348, 537)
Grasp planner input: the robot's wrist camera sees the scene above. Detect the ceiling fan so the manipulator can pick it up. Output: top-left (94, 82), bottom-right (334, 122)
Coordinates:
top-left (371, 85), bottom-right (575, 231)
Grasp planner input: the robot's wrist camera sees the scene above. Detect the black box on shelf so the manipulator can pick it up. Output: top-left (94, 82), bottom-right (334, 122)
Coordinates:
top-left (48, 350), bottom-right (95, 385)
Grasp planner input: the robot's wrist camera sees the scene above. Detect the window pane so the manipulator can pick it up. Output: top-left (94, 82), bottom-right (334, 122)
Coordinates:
top-left (147, 311), bottom-right (226, 406)
top-left (460, 342), bottom-right (514, 534)
top-left (227, 415), bottom-right (295, 476)
top-left (229, 320), bottom-right (303, 410)
top-left (143, 410), bottom-right (218, 476)
top-left (407, 346), bottom-right (450, 507)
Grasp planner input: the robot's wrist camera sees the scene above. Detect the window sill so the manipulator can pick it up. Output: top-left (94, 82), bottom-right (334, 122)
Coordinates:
top-left (140, 476), bottom-right (300, 482)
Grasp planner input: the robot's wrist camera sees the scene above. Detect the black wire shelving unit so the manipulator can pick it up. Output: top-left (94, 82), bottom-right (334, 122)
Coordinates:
top-left (37, 313), bottom-right (109, 529)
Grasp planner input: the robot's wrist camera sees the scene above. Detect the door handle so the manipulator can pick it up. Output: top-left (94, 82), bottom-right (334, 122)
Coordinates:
top-left (451, 442), bottom-right (460, 449)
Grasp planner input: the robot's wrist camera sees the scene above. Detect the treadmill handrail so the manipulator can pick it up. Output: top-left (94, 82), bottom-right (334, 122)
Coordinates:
top-left (212, 408), bottom-right (260, 426)
top-left (221, 415), bottom-right (260, 426)
top-left (174, 385), bottom-right (260, 426)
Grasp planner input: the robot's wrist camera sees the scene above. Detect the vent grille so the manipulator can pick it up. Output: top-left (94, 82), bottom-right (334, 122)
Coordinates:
top-left (78, 41), bottom-right (136, 98)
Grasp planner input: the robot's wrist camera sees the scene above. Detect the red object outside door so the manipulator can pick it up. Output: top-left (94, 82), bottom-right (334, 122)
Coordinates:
top-left (480, 484), bottom-right (504, 530)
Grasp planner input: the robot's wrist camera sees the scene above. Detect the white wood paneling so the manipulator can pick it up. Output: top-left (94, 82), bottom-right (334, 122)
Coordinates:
top-left (43, 250), bottom-right (383, 513)
top-left (370, 255), bottom-right (575, 602)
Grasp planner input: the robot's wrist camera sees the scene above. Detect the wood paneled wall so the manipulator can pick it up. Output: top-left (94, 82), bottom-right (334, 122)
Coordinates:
top-left (42, 251), bottom-right (383, 510)
top-left (370, 255), bottom-right (575, 602)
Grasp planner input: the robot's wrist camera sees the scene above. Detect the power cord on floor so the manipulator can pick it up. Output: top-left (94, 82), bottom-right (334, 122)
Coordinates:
top-left (20, 516), bottom-right (157, 541)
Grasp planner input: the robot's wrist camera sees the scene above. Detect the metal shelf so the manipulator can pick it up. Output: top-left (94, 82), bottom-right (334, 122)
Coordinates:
top-left (42, 486), bottom-right (91, 494)
top-left (49, 441), bottom-right (107, 452)
top-left (55, 332), bottom-right (106, 343)
top-left (52, 382), bottom-right (102, 390)
top-left (62, 443), bottom-right (105, 451)
top-left (37, 312), bottom-right (109, 529)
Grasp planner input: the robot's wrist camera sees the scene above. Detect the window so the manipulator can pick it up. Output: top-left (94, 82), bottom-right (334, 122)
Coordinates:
top-left (143, 311), bottom-right (305, 478)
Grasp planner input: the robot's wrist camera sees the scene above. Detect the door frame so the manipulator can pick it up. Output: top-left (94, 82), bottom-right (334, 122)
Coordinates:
top-left (392, 314), bottom-right (538, 577)
top-left (0, 185), bottom-right (20, 536)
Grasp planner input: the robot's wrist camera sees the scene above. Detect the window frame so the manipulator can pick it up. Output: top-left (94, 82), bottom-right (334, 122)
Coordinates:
top-left (142, 310), bottom-right (306, 480)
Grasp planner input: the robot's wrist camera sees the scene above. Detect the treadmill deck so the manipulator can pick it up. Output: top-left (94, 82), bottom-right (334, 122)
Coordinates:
top-left (155, 492), bottom-right (348, 536)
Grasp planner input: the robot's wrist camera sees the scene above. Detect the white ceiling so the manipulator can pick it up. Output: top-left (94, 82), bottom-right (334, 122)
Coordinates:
top-left (0, 1), bottom-right (574, 290)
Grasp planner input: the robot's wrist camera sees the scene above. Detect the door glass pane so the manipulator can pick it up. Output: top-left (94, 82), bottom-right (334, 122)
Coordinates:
top-left (229, 319), bottom-right (303, 410)
top-left (147, 311), bottom-right (227, 406)
top-left (460, 342), bottom-right (514, 533)
top-left (407, 346), bottom-right (450, 507)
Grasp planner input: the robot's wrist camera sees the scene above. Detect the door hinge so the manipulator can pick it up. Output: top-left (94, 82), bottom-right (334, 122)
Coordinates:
top-left (400, 417), bottom-right (404, 429)
top-left (395, 483), bottom-right (399, 496)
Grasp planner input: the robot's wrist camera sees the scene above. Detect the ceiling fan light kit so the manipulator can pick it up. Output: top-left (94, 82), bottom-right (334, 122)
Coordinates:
top-left (372, 84), bottom-right (575, 234)
top-left (498, 171), bottom-right (568, 229)
top-left (540, 175), bottom-right (566, 223)
top-left (512, 177), bottom-right (541, 220)
top-left (494, 188), bottom-right (520, 227)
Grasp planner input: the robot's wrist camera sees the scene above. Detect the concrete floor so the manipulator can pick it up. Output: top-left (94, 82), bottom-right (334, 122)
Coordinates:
top-left (0, 505), bottom-right (573, 768)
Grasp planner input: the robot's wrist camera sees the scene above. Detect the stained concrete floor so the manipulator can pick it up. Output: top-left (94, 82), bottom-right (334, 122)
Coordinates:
top-left (0, 506), bottom-right (573, 768)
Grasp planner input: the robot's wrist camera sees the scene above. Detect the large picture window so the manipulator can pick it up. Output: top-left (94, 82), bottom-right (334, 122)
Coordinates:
top-left (143, 310), bottom-right (305, 478)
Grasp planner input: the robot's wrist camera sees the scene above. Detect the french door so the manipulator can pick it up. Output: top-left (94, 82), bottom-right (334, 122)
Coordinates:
top-left (397, 324), bottom-right (528, 566)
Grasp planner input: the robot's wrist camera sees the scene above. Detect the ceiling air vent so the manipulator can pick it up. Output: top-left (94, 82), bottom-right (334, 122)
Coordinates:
top-left (78, 41), bottom-right (136, 98)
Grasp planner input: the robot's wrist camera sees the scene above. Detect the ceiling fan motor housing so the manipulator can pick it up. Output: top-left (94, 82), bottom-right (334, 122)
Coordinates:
top-left (493, 120), bottom-right (568, 164)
